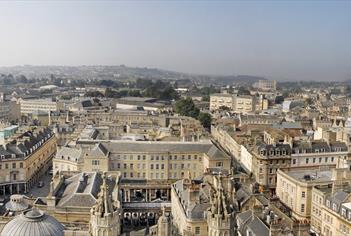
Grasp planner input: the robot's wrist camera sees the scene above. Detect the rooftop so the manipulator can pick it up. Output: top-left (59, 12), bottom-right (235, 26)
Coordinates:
top-left (284, 168), bottom-right (332, 183)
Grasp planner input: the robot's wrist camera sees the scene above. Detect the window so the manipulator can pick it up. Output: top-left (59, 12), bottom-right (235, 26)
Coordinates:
top-left (156, 164), bottom-right (159, 169)
top-left (306, 158), bottom-right (309, 164)
top-left (92, 160), bottom-right (100, 165)
top-left (124, 163), bottom-right (127, 169)
top-left (319, 157), bottom-right (322, 163)
top-left (331, 157), bottom-right (334, 162)
top-left (341, 208), bottom-right (346, 217)
top-left (195, 227), bottom-right (200, 234)
top-left (130, 163), bottom-right (133, 169)
top-left (216, 162), bottom-right (223, 167)
top-left (12, 163), bottom-right (16, 169)
top-left (325, 157), bottom-right (328, 162)
top-left (161, 164), bottom-right (164, 169)
top-left (301, 204), bottom-right (305, 213)
top-left (302, 191), bottom-right (305, 198)
top-left (332, 203), bottom-right (337, 211)
top-left (150, 164), bottom-right (154, 169)
top-left (313, 158), bottom-right (316, 163)
top-left (117, 163), bottom-right (120, 169)
top-left (293, 159), bottom-right (296, 165)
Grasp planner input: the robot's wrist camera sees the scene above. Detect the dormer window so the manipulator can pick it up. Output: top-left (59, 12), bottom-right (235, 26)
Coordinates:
top-left (341, 208), bottom-right (346, 217)
top-left (333, 203), bottom-right (337, 211)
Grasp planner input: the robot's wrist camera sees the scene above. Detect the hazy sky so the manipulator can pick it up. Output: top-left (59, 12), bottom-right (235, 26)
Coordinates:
top-left (0, 1), bottom-right (350, 81)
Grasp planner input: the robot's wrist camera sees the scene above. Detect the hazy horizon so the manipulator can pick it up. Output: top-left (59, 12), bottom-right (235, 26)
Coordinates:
top-left (0, 1), bottom-right (350, 81)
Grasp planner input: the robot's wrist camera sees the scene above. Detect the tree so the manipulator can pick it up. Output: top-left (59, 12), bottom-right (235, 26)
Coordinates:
top-left (175, 97), bottom-right (199, 118)
top-left (99, 79), bottom-right (117, 87)
top-left (136, 78), bottom-right (153, 89)
top-left (198, 112), bottom-right (212, 129)
top-left (18, 75), bottom-right (28, 83)
top-left (202, 96), bottom-right (210, 102)
top-left (219, 105), bottom-right (230, 111)
top-left (105, 88), bottom-right (121, 98)
top-left (237, 86), bottom-right (251, 96)
top-left (128, 90), bottom-right (142, 97)
top-left (85, 90), bottom-right (104, 98)
top-left (159, 86), bottom-right (179, 100)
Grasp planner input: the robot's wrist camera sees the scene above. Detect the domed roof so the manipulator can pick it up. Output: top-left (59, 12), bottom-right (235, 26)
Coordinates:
top-left (5, 194), bottom-right (29, 212)
top-left (1, 209), bottom-right (64, 236)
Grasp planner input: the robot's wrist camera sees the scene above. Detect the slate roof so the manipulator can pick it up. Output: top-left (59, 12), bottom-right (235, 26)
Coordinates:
top-left (237, 210), bottom-right (269, 236)
top-left (79, 141), bottom-right (229, 161)
top-left (55, 172), bottom-right (115, 209)
top-left (0, 127), bottom-right (53, 160)
top-left (172, 178), bottom-right (211, 220)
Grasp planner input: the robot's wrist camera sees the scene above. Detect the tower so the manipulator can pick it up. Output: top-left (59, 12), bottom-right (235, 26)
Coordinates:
top-left (89, 172), bottom-right (120, 236)
top-left (207, 173), bottom-right (234, 236)
top-left (157, 207), bottom-right (171, 236)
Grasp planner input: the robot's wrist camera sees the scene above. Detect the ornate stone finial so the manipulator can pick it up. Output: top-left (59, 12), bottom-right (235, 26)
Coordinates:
top-left (93, 172), bottom-right (114, 217)
top-left (161, 205), bottom-right (166, 215)
top-left (188, 170), bottom-right (192, 180)
top-left (48, 180), bottom-right (54, 197)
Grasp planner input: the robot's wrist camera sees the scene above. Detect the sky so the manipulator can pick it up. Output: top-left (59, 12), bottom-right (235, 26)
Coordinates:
top-left (0, 1), bottom-right (350, 81)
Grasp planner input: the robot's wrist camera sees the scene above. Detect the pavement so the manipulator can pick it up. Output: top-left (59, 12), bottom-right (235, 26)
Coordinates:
top-left (26, 173), bottom-right (52, 198)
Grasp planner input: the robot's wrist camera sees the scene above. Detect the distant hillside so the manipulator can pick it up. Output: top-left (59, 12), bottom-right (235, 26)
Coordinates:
top-left (0, 65), bottom-right (266, 84)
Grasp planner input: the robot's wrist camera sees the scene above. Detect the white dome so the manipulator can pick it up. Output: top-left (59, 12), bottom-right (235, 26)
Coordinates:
top-left (1, 209), bottom-right (64, 236)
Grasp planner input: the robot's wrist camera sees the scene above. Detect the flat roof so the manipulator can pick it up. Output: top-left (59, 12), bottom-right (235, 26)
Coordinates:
top-left (285, 169), bottom-right (332, 183)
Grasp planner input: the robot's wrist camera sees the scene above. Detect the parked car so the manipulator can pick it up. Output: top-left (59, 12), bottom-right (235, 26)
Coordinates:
top-left (37, 181), bottom-right (44, 188)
